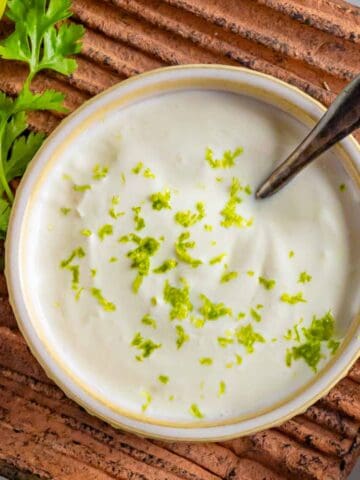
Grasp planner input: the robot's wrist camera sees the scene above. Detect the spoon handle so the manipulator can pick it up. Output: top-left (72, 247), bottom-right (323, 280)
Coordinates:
top-left (256, 75), bottom-right (360, 199)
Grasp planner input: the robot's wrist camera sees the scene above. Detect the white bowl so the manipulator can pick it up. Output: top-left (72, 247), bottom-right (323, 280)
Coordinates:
top-left (6, 65), bottom-right (360, 441)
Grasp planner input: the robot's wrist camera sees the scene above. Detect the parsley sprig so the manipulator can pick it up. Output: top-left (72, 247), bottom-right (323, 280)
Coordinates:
top-left (0, 0), bottom-right (84, 239)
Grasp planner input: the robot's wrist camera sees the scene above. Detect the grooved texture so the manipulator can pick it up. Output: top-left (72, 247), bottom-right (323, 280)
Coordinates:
top-left (0, 0), bottom-right (359, 478)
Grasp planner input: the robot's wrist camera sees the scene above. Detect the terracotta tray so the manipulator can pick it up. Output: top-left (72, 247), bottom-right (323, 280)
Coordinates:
top-left (0, 1), bottom-right (359, 478)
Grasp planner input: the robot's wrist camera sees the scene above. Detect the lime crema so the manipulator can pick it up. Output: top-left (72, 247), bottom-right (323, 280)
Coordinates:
top-left (26, 91), bottom-right (359, 422)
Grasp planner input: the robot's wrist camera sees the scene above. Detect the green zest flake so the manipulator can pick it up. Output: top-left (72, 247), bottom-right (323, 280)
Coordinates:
top-left (189, 403), bottom-right (204, 419)
top-left (60, 207), bottom-right (71, 215)
top-left (204, 224), bottom-right (213, 232)
top-left (80, 229), bottom-right (92, 237)
top-left (216, 176), bottom-right (223, 182)
top-left (174, 202), bottom-right (205, 228)
top-left (217, 337), bottom-right (234, 348)
top-left (285, 311), bottom-right (340, 372)
top-left (221, 271), bottom-right (238, 283)
top-left (153, 259), bottom-right (178, 274)
top-left (73, 184), bottom-right (91, 192)
top-left (236, 324), bottom-right (265, 353)
top-left (175, 325), bottom-right (190, 349)
top-left (150, 296), bottom-right (157, 306)
top-left (289, 250), bottom-right (295, 258)
top-left (191, 316), bottom-right (206, 329)
top-left (132, 162), bottom-right (143, 174)
top-left (90, 287), bottom-right (116, 312)
top-left (199, 293), bottom-right (232, 321)
top-left (250, 307), bottom-right (262, 322)
top-left (90, 268), bottom-right (97, 278)
top-left (150, 189), bottom-right (171, 210)
top-left (220, 178), bottom-right (253, 229)
top-left (131, 332), bottom-right (161, 361)
top-left (60, 247), bottom-right (85, 268)
top-left (218, 381), bottom-right (226, 397)
top-left (199, 357), bottom-right (213, 366)
top-left (112, 195), bottom-right (120, 205)
top-left (259, 276), bottom-right (276, 290)
top-left (281, 292), bottom-right (307, 304)
top-left (175, 231), bottom-right (202, 268)
top-left (144, 167), bottom-right (155, 179)
top-left (209, 253), bottom-right (226, 265)
top-left (164, 278), bottom-right (193, 320)
top-left (205, 146), bottom-right (243, 169)
top-left (109, 257), bottom-right (118, 263)
top-left (98, 224), bottom-right (113, 240)
top-left (169, 395), bottom-right (174, 401)
top-left (92, 163), bottom-right (108, 180)
top-left (158, 375), bottom-right (169, 384)
top-left (298, 271), bottom-right (312, 284)
top-left (244, 185), bottom-right (252, 195)
top-left (141, 390), bottom-right (152, 412)
top-left (141, 314), bottom-right (157, 329)
top-left (121, 172), bottom-right (126, 184)
top-left (237, 312), bottom-right (246, 320)
top-left (62, 174), bottom-right (72, 181)
top-left (247, 270), bottom-right (254, 277)
top-left (109, 206), bottom-right (125, 220)
top-left (132, 206), bottom-right (145, 231)
top-left (256, 304), bottom-right (264, 310)
top-left (125, 235), bottom-right (161, 293)
top-left (339, 183), bottom-right (346, 192)
top-left (328, 339), bottom-right (340, 354)
top-left (235, 354), bottom-right (243, 365)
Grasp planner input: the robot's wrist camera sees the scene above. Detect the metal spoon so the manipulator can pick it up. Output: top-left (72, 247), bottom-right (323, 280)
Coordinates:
top-left (256, 75), bottom-right (360, 199)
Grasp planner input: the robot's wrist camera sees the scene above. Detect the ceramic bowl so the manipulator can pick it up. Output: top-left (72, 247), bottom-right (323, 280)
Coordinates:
top-left (6, 65), bottom-right (360, 441)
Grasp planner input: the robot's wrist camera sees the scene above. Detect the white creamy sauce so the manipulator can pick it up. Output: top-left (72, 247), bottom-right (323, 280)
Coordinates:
top-left (25, 91), bottom-right (360, 423)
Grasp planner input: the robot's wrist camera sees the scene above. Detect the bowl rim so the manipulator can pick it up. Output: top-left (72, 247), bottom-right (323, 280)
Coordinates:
top-left (5, 64), bottom-right (360, 441)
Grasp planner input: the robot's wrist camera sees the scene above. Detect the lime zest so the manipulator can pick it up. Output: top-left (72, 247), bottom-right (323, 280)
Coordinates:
top-left (298, 271), bottom-right (312, 284)
top-left (92, 163), bottom-right (108, 180)
top-left (205, 146), bottom-right (243, 169)
top-left (285, 311), bottom-right (340, 372)
top-left (158, 375), bottom-right (169, 384)
top-left (236, 324), bottom-right (265, 353)
top-left (132, 206), bottom-right (145, 231)
top-left (220, 177), bottom-right (253, 228)
top-left (80, 229), bottom-right (92, 237)
top-left (221, 270), bottom-right (238, 283)
top-left (281, 292), bottom-right (307, 304)
top-left (174, 202), bottom-right (205, 228)
top-left (141, 390), bottom-right (152, 412)
top-left (199, 293), bottom-right (232, 321)
top-left (175, 324), bottom-right (190, 349)
top-left (131, 332), bottom-right (161, 360)
top-left (153, 259), bottom-right (178, 274)
top-left (98, 224), bottom-right (113, 241)
top-left (73, 184), bottom-right (91, 192)
top-left (132, 162), bottom-right (143, 174)
top-left (141, 314), bottom-right (157, 329)
top-left (175, 231), bottom-right (202, 268)
top-left (164, 278), bottom-right (193, 320)
top-left (90, 287), bottom-right (116, 312)
top-left (218, 381), bottom-right (226, 397)
top-left (199, 357), bottom-right (213, 366)
top-left (123, 234), bottom-right (161, 293)
top-left (209, 253), bottom-right (226, 265)
top-left (189, 403), bottom-right (204, 419)
top-left (250, 307), bottom-right (262, 322)
top-left (60, 207), bottom-right (71, 215)
top-left (259, 276), bottom-right (276, 290)
top-left (150, 189), bottom-right (171, 210)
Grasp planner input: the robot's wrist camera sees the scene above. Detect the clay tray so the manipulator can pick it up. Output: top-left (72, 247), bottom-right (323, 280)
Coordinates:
top-left (0, 0), bottom-right (360, 478)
